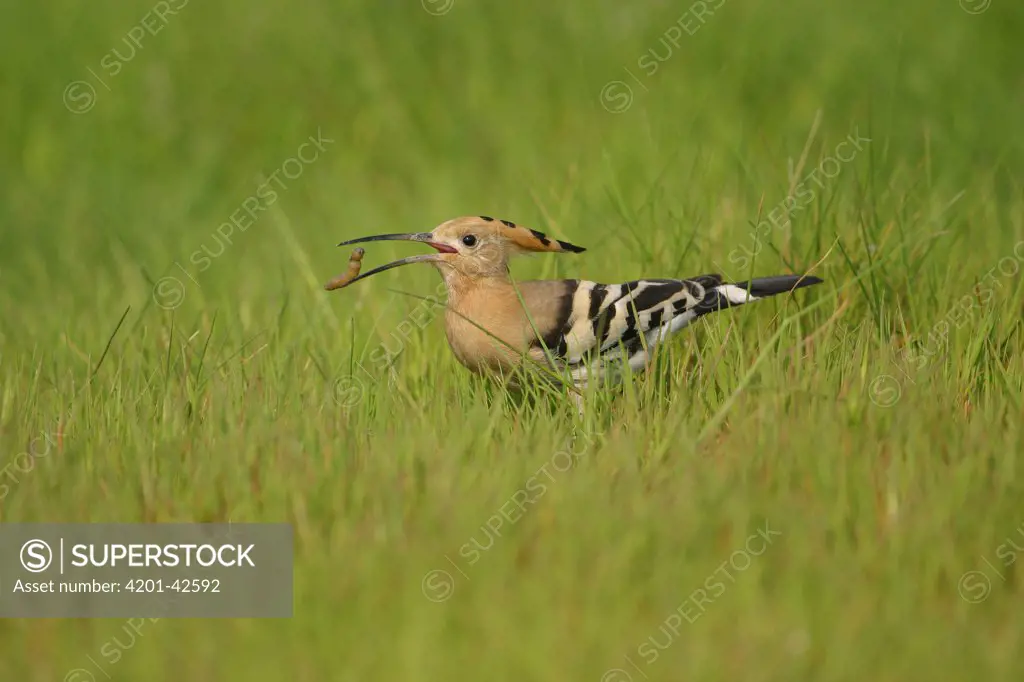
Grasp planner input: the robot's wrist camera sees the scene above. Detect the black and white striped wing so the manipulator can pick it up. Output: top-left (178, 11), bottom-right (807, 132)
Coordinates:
top-left (534, 274), bottom-right (758, 383)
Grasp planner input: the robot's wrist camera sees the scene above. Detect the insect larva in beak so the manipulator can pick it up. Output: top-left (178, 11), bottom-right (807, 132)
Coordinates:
top-left (324, 248), bottom-right (365, 290)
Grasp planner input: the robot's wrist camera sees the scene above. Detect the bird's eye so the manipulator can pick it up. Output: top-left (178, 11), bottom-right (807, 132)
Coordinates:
top-left (461, 235), bottom-right (477, 247)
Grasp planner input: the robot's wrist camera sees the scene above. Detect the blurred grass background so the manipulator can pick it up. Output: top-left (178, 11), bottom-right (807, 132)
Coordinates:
top-left (2, 0), bottom-right (1024, 680)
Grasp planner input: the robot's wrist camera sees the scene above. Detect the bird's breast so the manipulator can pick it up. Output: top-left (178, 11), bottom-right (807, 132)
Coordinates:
top-left (443, 294), bottom-right (532, 374)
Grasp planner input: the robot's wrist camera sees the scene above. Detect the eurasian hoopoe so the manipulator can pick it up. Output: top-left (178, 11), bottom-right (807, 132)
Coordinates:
top-left (329, 216), bottom-right (823, 413)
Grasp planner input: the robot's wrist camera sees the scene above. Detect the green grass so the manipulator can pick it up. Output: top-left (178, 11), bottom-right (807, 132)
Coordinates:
top-left (3, 0), bottom-right (1024, 679)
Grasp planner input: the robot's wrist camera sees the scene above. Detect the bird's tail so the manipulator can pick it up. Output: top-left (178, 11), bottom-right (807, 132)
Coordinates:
top-left (693, 273), bottom-right (823, 314)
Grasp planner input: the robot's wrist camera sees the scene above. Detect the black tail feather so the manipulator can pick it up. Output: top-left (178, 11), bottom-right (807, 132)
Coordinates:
top-left (730, 274), bottom-right (823, 297)
top-left (693, 273), bottom-right (822, 315)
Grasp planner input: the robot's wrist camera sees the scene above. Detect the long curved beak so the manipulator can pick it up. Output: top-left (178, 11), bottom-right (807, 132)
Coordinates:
top-left (331, 232), bottom-right (454, 288)
top-left (337, 232), bottom-right (436, 247)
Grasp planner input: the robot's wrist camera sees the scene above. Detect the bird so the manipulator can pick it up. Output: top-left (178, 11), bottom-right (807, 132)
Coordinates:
top-left (330, 216), bottom-right (823, 414)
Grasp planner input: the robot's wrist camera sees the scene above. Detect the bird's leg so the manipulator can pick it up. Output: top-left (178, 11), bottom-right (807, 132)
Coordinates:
top-left (566, 389), bottom-right (591, 452)
top-left (569, 389), bottom-right (586, 419)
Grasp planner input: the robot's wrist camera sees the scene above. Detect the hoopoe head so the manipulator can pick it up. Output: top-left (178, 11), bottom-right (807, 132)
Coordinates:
top-left (336, 216), bottom-right (585, 285)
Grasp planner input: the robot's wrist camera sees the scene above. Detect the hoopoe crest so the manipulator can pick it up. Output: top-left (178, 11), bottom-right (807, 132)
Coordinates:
top-left (330, 216), bottom-right (823, 403)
